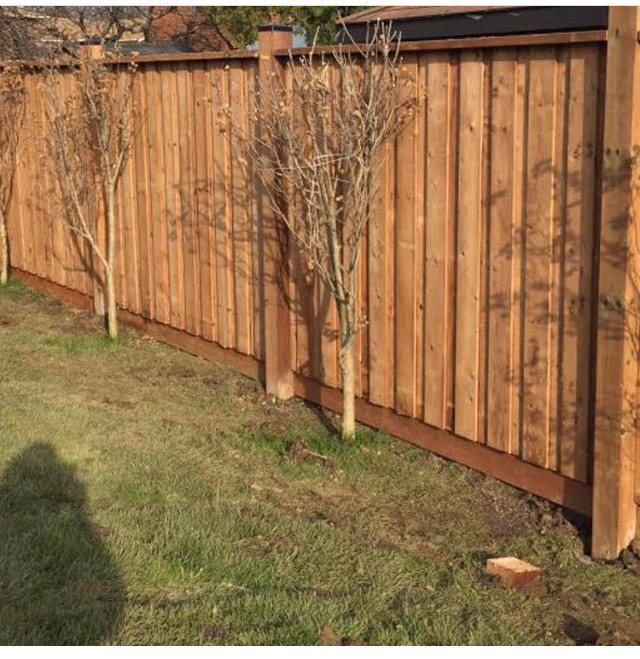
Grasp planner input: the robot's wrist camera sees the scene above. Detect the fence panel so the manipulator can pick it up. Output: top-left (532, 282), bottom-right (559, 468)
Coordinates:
top-left (8, 55), bottom-right (263, 361)
top-left (6, 40), bottom-right (604, 500)
top-left (287, 41), bottom-right (605, 484)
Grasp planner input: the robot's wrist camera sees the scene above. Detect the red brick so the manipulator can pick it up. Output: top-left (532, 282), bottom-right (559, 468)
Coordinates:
top-left (486, 556), bottom-right (541, 589)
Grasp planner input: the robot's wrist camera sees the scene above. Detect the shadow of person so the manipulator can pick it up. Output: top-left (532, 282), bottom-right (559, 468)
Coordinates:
top-left (0, 443), bottom-right (124, 645)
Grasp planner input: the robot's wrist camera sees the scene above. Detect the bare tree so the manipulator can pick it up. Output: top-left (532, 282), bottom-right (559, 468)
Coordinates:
top-left (0, 64), bottom-right (25, 285)
top-left (43, 49), bottom-right (137, 338)
top-left (233, 23), bottom-right (417, 438)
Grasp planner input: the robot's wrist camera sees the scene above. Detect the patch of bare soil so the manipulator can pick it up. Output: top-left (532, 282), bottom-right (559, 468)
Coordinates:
top-left (561, 599), bottom-right (640, 645)
top-left (54, 312), bottom-right (103, 335)
top-left (103, 398), bottom-right (137, 411)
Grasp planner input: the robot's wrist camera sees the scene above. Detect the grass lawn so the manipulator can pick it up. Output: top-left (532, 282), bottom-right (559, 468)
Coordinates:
top-left (0, 279), bottom-right (639, 646)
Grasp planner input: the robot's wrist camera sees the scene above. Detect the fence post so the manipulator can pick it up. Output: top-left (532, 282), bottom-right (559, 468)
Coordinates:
top-left (592, 7), bottom-right (640, 559)
top-left (78, 43), bottom-right (106, 320)
top-left (258, 24), bottom-right (294, 400)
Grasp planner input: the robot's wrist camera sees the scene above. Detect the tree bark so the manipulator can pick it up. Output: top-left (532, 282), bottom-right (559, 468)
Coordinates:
top-left (341, 337), bottom-right (356, 440)
top-left (0, 212), bottom-right (8, 286)
top-left (105, 264), bottom-right (118, 339)
top-left (105, 185), bottom-right (118, 339)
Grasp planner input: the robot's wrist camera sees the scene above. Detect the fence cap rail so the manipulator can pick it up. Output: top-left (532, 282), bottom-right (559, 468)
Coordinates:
top-left (275, 29), bottom-right (607, 58)
top-left (3, 48), bottom-right (258, 71)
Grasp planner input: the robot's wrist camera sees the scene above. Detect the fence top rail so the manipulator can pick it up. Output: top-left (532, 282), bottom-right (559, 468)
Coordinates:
top-left (274, 29), bottom-right (607, 58)
top-left (108, 49), bottom-right (259, 65)
top-left (4, 48), bottom-right (258, 71)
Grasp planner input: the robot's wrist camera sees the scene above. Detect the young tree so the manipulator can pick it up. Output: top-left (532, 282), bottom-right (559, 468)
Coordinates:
top-left (242, 23), bottom-right (416, 438)
top-left (0, 65), bottom-right (25, 285)
top-left (43, 49), bottom-right (137, 338)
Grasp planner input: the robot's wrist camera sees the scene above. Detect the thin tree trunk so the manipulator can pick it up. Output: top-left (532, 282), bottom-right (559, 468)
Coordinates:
top-left (0, 211), bottom-right (8, 286)
top-left (341, 337), bottom-right (356, 440)
top-left (105, 185), bottom-right (118, 339)
top-left (105, 264), bottom-right (117, 339)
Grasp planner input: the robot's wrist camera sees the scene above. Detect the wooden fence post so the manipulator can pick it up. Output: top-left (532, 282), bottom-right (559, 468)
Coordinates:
top-left (258, 24), bottom-right (294, 400)
top-left (592, 7), bottom-right (640, 559)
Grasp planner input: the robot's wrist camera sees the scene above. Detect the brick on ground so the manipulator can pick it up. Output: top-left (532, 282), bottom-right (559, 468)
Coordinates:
top-left (486, 556), bottom-right (541, 589)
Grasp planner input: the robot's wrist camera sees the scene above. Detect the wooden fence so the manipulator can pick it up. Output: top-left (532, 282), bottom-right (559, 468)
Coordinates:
top-left (6, 9), bottom-right (640, 558)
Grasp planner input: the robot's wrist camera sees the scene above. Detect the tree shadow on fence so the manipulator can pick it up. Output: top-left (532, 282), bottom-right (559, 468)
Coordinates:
top-left (0, 443), bottom-right (124, 645)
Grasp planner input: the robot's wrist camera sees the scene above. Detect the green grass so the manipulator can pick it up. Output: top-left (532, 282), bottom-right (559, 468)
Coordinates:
top-left (42, 331), bottom-right (118, 355)
top-left (0, 280), bottom-right (639, 645)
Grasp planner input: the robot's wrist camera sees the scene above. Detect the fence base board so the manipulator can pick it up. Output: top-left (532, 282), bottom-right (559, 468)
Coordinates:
top-left (294, 374), bottom-right (593, 517)
top-left (11, 267), bottom-right (593, 518)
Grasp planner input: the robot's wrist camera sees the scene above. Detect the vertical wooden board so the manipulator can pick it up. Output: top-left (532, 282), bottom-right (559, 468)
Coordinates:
top-left (394, 54), bottom-right (418, 417)
top-left (478, 54), bottom-right (493, 446)
top-left (147, 65), bottom-right (169, 323)
top-left (486, 49), bottom-right (517, 453)
top-left (424, 53), bottom-right (452, 429)
top-left (30, 81), bottom-right (47, 280)
top-left (188, 65), bottom-right (202, 337)
top-left (212, 63), bottom-right (233, 348)
top-left (560, 45), bottom-right (599, 482)
top-left (510, 53), bottom-right (527, 456)
top-left (521, 48), bottom-right (557, 468)
top-left (38, 81), bottom-right (56, 282)
top-left (161, 64), bottom-right (184, 330)
top-left (387, 127), bottom-right (397, 407)
top-left (28, 74), bottom-right (44, 276)
top-left (247, 63), bottom-right (263, 360)
top-left (319, 63), bottom-right (341, 389)
top-left (193, 63), bottom-right (214, 341)
top-left (122, 127), bottom-right (140, 313)
top-left (176, 64), bottom-right (199, 336)
top-left (243, 61), bottom-right (256, 355)
top-left (28, 75), bottom-right (42, 273)
top-left (59, 72), bottom-right (85, 292)
top-left (547, 47), bottom-right (570, 472)
top-left (18, 76), bottom-right (34, 274)
top-left (9, 74), bottom-right (31, 273)
top-left (124, 70), bottom-right (141, 313)
top-left (6, 125), bottom-right (24, 270)
top-left (230, 62), bottom-right (252, 354)
top-left (206, 61), bottom-right (219, 343)
top-left (445, 54), bottom-right (460, 432)
top-left (115, 157), bottom-right (128, 309)
top-left (455, 50), bottom-right (486, 441)
top-left (47, 76), bottom-right (65, 287)
top-left (358, 225), bottom-right (370, 398)
top-left (292, 170), bottom-right (315, 378)
top-left (133, 69), bottom-right (153, 319)
top-left (367, 140), bottom-right (392, 406)
top-left (412, 59), bottom-right (427, 415)
top-left (318, 280), bottom-right (339, 387)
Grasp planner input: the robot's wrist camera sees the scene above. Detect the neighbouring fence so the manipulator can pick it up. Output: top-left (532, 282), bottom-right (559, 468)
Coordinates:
top-left (6, 12), bottom-right (640, 558)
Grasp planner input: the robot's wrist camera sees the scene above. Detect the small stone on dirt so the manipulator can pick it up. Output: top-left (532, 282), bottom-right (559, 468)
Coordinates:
top-left (320, 625), bottom-right (340, 646)
top-left (201, 624), bottom-right (223, 640)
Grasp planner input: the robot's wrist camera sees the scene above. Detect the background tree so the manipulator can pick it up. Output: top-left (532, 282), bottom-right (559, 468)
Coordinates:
top-left (0, 65), bottom-right (25, 285)
top-left (43, 50), bottom-right (137, 339)
top-left (240, 23), bottom-right (416, 438)
top-left (201, 6), bottom-right (364, 48)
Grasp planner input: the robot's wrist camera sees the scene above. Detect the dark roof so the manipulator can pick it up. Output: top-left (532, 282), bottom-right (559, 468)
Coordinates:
top-left (342, 6), bottom-right (518, 24)
top-left (338, 5), bottom-right (608, 42)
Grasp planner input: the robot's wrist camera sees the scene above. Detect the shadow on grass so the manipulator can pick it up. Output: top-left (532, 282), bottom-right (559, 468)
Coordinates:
top-left (0, 443), bottom-right (124, 645)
